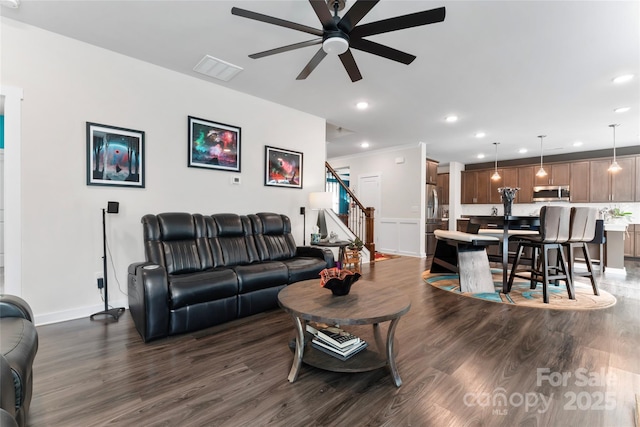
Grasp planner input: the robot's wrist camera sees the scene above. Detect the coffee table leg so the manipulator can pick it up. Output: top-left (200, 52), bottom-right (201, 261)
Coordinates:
top-left (287, 315), bottom-right (305, 383)
top-left (386, 318), bottom-right (402, 387)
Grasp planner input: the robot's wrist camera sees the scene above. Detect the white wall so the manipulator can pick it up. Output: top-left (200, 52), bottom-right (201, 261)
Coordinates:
top-left (1, 19), bottom-right (327, 324)
top-left (329, 143), bottom-right (423, 256)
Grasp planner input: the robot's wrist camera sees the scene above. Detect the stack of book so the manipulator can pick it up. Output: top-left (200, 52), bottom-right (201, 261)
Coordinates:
top-left (306, 324), bottom-right (368, 361)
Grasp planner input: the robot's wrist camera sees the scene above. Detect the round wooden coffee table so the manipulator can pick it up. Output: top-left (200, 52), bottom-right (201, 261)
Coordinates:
top-left (277, 279), bottom-right (411, 387)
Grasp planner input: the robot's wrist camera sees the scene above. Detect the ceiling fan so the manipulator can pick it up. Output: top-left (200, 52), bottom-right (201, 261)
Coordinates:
top-left (231, 0), bottom-right (446, 82)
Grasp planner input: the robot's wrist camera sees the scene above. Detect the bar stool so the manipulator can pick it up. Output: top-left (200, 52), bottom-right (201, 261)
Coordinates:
top-left (507, 206), bottom-right (573, 303)
top-left (564, 207), bottom-right (599, 295)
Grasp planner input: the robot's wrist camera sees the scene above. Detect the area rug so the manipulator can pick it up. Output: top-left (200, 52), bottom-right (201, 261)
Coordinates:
top-left (374, 252), bottom-right (400, 262)
top-left (423, 269), bottom-right (616, 310)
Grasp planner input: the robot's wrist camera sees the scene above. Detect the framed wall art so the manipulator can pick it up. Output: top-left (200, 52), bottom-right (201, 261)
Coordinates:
top-left (188, 116), bottom-right (241, 172)
top-left (264, 146), bottom-right (303, 189)
top-left (86, 122), bottom-right (145, 188)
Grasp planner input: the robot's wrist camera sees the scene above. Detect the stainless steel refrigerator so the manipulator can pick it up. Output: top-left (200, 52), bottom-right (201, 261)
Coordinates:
top-left (425, 184), bottom-right (443, 256)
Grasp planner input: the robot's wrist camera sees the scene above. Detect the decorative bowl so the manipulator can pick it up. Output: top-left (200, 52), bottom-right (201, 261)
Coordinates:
top-left (319, 268), bottom-right (361, 296)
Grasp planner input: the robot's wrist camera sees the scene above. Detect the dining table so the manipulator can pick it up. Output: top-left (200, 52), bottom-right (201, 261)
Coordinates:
top-left (466, 215), bottom-right (541, 293)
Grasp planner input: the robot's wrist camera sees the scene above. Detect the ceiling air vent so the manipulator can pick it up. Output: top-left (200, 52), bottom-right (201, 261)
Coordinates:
top-left (193, 55), bottom-right (243, 82)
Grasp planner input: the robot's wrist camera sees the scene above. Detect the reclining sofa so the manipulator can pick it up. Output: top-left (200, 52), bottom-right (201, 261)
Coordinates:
top-left (0, 295), bottom-right (38, 427)
top-left (128, 212), bottom-right (334, 342)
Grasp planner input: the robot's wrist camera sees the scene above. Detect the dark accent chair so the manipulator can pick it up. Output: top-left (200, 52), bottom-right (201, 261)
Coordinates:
top-left (0, 295), bottom-right (38, 427)
top-left (128, 212), bottom-right (334, 342)
top-left (508, 206), bottom-right (573, 303)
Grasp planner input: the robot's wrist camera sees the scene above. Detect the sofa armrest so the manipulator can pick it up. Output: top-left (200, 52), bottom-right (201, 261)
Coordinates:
top-left (0, 356), bottom-right (15, 419)
top-left (128, 262), bottom-right (170, 342)
top-left (296, 246), bottom-right (335, 268)
top-left (0, 296), bottom-right (34, 323)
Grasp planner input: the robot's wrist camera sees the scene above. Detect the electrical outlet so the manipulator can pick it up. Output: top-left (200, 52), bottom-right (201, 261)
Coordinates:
top-left (97, 278), bottom-right (104, 289)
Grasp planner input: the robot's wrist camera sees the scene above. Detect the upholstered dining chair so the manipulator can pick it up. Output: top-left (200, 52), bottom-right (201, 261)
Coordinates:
top-left (507, 206), bottom-right (572, 303)
top-left (564, 207), bottom-right (599, 296)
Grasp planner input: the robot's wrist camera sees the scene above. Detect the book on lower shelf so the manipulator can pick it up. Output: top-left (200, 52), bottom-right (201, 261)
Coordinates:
top-left (306, 324), bottom-right (360, 349)
top-left (306, 323), bottom-right (368, 361)
top-left (311, 339), bottom-right (368, 361)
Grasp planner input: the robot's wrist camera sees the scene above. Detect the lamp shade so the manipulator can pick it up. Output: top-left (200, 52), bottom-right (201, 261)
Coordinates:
top-left (309, 192), bottom-right (333, 210)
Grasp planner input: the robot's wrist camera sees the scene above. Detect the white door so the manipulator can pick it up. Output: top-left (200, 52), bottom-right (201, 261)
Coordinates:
top-left (357, 174), bottom-right (381, 246)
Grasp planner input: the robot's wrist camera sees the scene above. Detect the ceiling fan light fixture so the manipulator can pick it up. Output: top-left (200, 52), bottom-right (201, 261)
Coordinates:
top-left (322, 36), bottom-right (349, 55)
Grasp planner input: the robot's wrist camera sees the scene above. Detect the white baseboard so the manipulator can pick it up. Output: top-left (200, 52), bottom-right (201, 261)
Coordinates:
top-left (35, 297), bottom-right (128, 326)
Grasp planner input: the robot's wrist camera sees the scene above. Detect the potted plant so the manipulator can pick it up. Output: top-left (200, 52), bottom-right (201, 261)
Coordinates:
top-left (347, 237), bottom-right (364, 251)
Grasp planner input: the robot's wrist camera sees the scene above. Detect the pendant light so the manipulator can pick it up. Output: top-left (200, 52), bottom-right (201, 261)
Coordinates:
top-left (536, 135), bottom-right (548, 177)
top-left (607, 124), bottom-right (622, 173)
top-left (491, 142), bottom-right (501, 181)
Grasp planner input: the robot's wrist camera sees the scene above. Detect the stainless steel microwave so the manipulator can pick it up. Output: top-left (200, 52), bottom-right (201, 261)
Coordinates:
top-left (532, 185), bottom-right (570, 201)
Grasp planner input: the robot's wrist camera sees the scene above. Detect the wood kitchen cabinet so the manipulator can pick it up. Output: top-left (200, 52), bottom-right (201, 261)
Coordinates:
top-left (534, 163), bottom-right (570, 186)
top-left (517, 166), bottom-right (535, 203)
top-left (461, 170), bottom-right (490, 204)
top-left (589, 157), bottom-right (636, 202)
top-left (436, 173), bottom-right (449, 204)
top-left (426, 160), bottom-right (439, 185)
top-left (635, 225), bottom-right (640, 257)
top-left (570, 161), bottom-right (590, 203)
top-left (489, 167), bottom-right (518, 204)
top-left (636, 156), bottom-right (640, 201)
top-left (623, 224), bottom-right (635, 257)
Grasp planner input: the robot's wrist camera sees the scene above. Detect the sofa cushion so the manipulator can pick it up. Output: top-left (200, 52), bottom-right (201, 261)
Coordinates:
top-left (234, 262), bottom-right (289, 294)
top-left (143, 213), bottom-right (211, 274)
top-left (168, 269), bottom-right (238, 309)
top-left (250, 213), bottom-right (297, 261)
top-left (281, 257), bottom-right (328, 283)
top-left (212, 214), bottom-right (259, 266)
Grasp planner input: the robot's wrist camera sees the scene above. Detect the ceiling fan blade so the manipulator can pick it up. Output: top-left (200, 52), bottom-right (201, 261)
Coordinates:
top-left (338, 50), bottom-right (363, 82)
top-left (249, 39), bottom-right (322, 59)
top-left (349, 38), bottom-right (415, 64)
top-left (296, 48), bottom-right (328, 80)
top-left (351, 7), bottom-right (446, 38)
top-left (309, 0), bottom-right (335, 29)
top-left (338, 0), bottom-right (380, 33)
top-left (231, 7), bottom-right (323, 37)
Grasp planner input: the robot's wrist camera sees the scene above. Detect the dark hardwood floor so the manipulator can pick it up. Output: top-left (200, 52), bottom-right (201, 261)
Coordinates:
top-left (29, 257), bottom-right (640, 426)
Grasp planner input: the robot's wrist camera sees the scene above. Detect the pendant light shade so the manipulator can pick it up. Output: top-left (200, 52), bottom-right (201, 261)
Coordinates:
top-left (607, 124), bottom-right (622, 173)
top-left (536, 135), bottom-right (548, 177)
top-left (491, 142), bottom-right (501, 181)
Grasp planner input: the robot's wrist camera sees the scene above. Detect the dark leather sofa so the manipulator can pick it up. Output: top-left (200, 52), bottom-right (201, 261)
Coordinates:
top-left (128, 212), bottom-right (334, 342)
top-left (0, 295), bottom-right (38, 427)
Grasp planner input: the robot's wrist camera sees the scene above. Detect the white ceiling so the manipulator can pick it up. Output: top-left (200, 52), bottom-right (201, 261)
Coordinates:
top-left (2, 0), bottom-right (638, 164)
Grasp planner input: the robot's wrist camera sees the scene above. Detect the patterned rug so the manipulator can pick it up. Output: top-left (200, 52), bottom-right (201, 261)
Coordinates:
top-left (423, 269), bottom-right (616, 310)
top-left (374, 252), bottom-right (400, 262)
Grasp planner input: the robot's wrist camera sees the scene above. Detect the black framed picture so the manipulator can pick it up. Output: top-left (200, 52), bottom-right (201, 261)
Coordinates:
top-left (264, 146), bottom-right (303, 189)
top-left (188, 116), bottom-right (241, 172)
top-left (86, 122), bottom-right (145, 188)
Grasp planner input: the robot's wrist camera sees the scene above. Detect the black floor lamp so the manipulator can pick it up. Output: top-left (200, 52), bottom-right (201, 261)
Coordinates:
top-left (90, 201), bottom-right (125, 321)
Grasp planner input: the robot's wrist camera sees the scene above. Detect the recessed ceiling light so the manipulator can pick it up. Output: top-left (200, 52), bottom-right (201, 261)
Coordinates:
top-left (356, 101), bottom-right (369, 110)
top-left (475, 132), bottom-right (486, 138)
top-left (477, 153), bottom-right (485, 159)
top-left (519, 148), bottom-right (528, 154)
top-left (613, 74), bottom-right (634, 84)
top-left (573, 141), bottom-right (583, 147)
top-left (360, 142), bottom-right (370, 148)
top-left (445, 115), bottom-right (458, 123)
top-left (614, 106), bottom-right (630, 113)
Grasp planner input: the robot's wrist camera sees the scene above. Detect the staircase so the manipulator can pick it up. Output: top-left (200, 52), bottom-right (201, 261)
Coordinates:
top-left (324, 162), bottom-right (375, 262)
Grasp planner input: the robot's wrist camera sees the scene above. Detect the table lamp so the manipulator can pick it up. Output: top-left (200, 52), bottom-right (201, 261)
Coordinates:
top-left (309, 192), bottom-right (333, 239)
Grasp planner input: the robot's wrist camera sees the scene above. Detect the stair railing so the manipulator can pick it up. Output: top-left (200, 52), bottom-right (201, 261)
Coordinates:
top-left (324, 162), bottom-right (375, 261)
